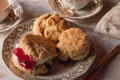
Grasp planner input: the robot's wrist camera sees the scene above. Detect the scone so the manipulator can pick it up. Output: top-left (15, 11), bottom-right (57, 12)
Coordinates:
top-left (33, 13), bottom-right (68, 42)
top-left (57, 28), bottom-right (91, 61)
top-left (12, 34), bottom-right (57, 75)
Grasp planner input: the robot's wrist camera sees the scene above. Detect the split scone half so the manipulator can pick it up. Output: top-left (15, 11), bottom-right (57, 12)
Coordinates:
top-left (12, 34), bottom-right (57, 75)
top-left (57, 28), bottom-right (91, 61)
top-left (33, 13), bottom-right (68, 42)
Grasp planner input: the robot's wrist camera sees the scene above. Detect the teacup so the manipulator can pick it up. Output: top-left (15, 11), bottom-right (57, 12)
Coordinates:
top-left (61, 0), bottom-right (90, 10)
top-left (0, 0), bottom-right (12, 23)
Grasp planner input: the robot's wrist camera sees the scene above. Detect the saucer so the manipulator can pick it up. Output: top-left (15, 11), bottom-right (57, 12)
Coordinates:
top-left (48, 0), bottom-right (103, 19)
top-left (0, 0), bottom-right (24, 32)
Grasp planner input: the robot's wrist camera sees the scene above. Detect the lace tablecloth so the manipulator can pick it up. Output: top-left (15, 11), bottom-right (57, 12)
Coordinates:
top-left (0, 0), bottom-right (120, 80)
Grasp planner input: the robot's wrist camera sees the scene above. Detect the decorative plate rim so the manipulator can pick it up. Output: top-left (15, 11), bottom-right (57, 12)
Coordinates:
top-left (0, 0), bottom-right (24, 32)
top-left (48, 0), bottom-right (103, 19)
top-left (2, 18), bottom-right (96, 80)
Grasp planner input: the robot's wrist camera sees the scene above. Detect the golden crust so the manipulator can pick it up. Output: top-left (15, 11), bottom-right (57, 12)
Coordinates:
top-left (57, 28), bottom-right (90, 61)
top-left (19, 34), bottom-right (57, 59)
top-left (33, 13), bottom-right (50, 36)
top-left (33, 13), bottom-right (68, 42)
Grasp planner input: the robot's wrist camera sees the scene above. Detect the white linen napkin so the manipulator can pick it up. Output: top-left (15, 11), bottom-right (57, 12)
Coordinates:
top-left (95, 2), bottom-right (120, 39)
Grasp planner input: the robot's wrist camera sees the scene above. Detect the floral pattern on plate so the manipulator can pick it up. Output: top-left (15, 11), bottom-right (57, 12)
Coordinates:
top-left (48, 0), bottom-right (103, 19)
top-left (2, 19), bottom-right (96, 80)
top-left (0, 0), bottom-right (24, 32)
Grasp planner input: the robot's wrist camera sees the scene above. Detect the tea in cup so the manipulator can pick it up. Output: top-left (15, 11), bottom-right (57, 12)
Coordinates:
top-left (0, 0), bottom-right (12, 23)
top-left (61, 0), bottom-right (90, 10)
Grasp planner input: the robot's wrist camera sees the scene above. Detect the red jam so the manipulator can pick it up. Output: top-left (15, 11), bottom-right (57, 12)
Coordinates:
top-left (13, 47), bottom-right (37, 69)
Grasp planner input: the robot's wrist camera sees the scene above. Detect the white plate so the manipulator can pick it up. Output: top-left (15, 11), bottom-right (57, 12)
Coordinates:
top-left (0, 0), bottom-right (24, 32)
top-left (48, 0), bottom-right (103, 19)
top-left (2, 18), bottom-right (96, 80)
